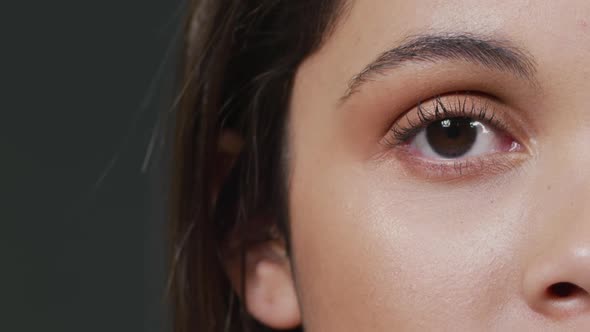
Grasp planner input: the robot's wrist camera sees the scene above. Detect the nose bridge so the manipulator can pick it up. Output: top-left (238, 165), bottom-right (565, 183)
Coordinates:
top-left (520, 148), bottom-right (590, 320)
top-left (530, 168), bottom-right (590, 279)
top-left (536, 123), bottom-right (590, 229)
top-left (552, 174), bottom-right (590, 242)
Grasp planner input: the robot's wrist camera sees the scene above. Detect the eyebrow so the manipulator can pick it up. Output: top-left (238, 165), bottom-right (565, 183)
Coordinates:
top-left (339, 33), bottom-right (537, 103)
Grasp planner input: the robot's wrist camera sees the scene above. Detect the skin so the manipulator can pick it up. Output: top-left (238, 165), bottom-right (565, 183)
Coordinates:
top-left (233, 0), bottom-right (590, 330)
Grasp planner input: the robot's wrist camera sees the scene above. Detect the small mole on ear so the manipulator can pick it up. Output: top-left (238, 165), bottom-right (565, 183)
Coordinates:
top-left (547, 185), bottom-right (551, 191)
top-left (490, 199), bottom-right (494, 204)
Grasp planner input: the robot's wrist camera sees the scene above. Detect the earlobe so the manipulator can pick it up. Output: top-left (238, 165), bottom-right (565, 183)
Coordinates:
top-left (244, 255), bottom-right (302, 329)
top-left (225, 241), bottom-right (302, 330)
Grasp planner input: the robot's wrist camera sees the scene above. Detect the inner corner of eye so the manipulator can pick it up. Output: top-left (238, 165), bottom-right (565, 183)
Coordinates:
top-left (489, 127), bottom-right (521, 152)
top-left (504, 138), bottom-right (524, 152)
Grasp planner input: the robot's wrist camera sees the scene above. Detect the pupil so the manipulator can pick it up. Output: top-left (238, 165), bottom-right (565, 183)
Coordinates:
top-left (426, 117), bottom-right (477, 158)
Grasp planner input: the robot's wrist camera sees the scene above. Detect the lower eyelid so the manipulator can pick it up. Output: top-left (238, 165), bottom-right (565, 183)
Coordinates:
top-left (392, 146), bottom-right (529, 181)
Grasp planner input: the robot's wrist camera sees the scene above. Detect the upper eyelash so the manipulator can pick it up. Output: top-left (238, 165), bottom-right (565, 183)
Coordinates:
top-left (389, 94), bottom-right (507, 144)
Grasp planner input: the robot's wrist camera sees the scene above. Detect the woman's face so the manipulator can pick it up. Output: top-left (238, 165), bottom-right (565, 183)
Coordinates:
top-left (288, 0), bottom-right (590, 330)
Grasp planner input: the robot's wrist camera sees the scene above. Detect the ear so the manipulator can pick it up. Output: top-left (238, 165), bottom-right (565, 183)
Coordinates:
top-left (225, 240), bottom-right (302, 330)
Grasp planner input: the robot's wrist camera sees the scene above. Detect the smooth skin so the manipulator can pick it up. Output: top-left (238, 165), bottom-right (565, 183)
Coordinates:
top-left (228, 1), bottom-right (590, 330)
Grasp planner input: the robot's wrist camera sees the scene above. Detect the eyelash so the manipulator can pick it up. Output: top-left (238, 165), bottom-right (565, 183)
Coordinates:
top-left (386, 94), bottom-right (507, 147)
top-left (377, 93), bottom-right (529, 179)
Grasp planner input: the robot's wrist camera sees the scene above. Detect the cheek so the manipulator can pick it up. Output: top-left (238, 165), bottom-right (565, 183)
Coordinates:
top-left (288, 153), bottom-right (531, 330)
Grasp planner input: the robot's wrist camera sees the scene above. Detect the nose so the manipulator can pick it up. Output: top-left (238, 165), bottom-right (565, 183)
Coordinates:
top-left (523, 234), bottom-right (590, 319)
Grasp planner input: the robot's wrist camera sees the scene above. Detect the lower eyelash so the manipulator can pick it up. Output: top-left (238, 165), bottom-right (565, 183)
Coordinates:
top-left (393, 147), bottom-right (527, 181)
top-left (389, 94), bottom-right (506, 145)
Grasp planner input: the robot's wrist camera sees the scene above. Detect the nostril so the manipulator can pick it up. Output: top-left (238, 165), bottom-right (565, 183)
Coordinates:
top-left (546, 282), bottom-right (588, 299)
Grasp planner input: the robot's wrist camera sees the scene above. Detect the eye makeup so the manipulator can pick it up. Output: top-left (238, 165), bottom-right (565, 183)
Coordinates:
top-left (388, 95), bottom-right (505, 144)
top-left (380, 93), bottom-right (531, 180)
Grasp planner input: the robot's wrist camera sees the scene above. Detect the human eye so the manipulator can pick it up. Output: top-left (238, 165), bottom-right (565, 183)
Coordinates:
top-left (381, 93), bottom-right (529, 180)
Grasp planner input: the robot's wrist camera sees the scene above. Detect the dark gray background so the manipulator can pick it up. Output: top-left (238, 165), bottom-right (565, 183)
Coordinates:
top-left (2, 1), bottom-right (183, 330)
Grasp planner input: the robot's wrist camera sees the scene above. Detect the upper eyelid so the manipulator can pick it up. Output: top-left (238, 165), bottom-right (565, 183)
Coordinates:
top-left (388, 93), bottom-right (505, 144)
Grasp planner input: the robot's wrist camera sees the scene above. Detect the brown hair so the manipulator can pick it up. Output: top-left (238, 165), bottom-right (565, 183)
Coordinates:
top-left (169, 1), bottom-right (349, 331)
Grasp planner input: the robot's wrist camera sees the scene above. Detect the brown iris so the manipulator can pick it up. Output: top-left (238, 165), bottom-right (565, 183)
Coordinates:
top-left (426, 117), bottom-right (477, 158)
